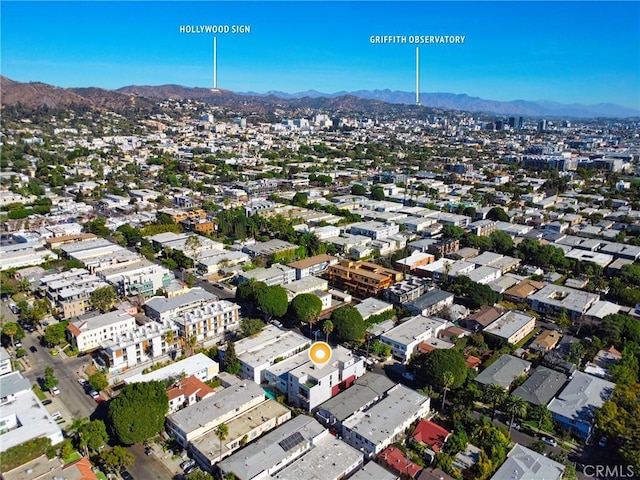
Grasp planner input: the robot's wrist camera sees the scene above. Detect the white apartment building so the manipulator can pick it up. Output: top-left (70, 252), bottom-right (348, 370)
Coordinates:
top-left (228, 326), bottom-right (312, 384)
top-left (100, 319), bottom-right (178, 374)
top-left (67, 310), bottom-right (137, 352)
top-left (144, 288), bottom-right (218, 322)
top-left (97, 259), bottom-right (173, 298)
top-left (349, 221), bottom-right (400, 240)
top-left (341, 384), bottom-right (431, 458)
top-left (380, 315), bottom-right (449, 363)
top-left (172, 300), bottom-right (241, 343)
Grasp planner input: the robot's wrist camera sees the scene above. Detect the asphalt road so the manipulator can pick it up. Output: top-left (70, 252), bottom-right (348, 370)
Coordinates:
top-left (1, 302), bottom-right (99, 421)
top-left (128, 443), bottom-right (178, 480)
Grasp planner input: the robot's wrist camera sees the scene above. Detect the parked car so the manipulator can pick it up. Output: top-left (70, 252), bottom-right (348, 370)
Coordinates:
top-left (52, 386), bottom-right (60, 395)
top-left (402, 371), bottom-right (415, 381)
top-left (89, 390), bottom-right (100, 399)
top-left (29, 346), bottom-right (37, 353)
top-left (506, 420), bottom-right (520, 430)
top-left (598, 436), bottom-right (608, 447)
top-left (180, 459), bottom-right (196, 471)
top-left (184, 465), bottom-right (198, 475)
top-left (120, 470), bottom-right (134, 480)
top-left (541, 436), bottom-right (558, 447)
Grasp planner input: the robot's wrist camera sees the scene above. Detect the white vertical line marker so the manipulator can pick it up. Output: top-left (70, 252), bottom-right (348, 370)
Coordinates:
top-left (416, 47), bottom-right (420, 105)
top-left (213, 36), bottom-right (218, 89)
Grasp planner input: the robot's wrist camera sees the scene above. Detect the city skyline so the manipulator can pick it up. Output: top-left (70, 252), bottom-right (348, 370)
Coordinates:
top-left (1, 1), bottom-right (639, 110)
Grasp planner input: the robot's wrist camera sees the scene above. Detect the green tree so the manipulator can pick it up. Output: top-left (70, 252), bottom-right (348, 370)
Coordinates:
top-left (239, 318), bottom-right (265, 338)
top-left (89, 371), bottom-right (109, 391)
top-left (322, 320), bottom-right (334, 342)
top-left (409, 349), bottom-right (468, 390)
top-left (78, 419), bottom-right (109, 455)
top-left (84, 218), bottom-right (110, 237)
top-left (370, 187), bottom-right (385, 201)
top-left (330, 306), bottom-right (366, 342)
top-left (486, 207), bottom-right (509, 222)
top-left (43, 366), bottom-right (58, 392)
top-left (484, 384), bottom-right (507, 421)
top-left (90, 285), bottom-right (116, 313)
top-left (215, 423), bottom-right (229, 458)
top-left (489, 230), bottom-right (514, 255)
top-left (288, 293), bottom-right (323, 327)
top-left (291, 192), bottom-right (308, 207)
top-left (255, 285), bottom-right (288, 320)
top-left (504, 395), bottom-right (528, 436)
top-left (2, 322), bottom-right (19, 347)
top-left (98, 445), bottom-right (135, 473)
top-left (108, 381), bottom-right (169, 445)
top-left (351, 184), bottom-right (367, 196)
top-left (221, 340), bottom-right (241, 375)
top-left (43, 321), bottom-right (66, 345)
top-left (441, 371), bottom-right (455, 411)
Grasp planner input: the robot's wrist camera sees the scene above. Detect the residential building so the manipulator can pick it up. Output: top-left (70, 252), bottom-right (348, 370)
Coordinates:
top-left (124, 353), bottom-right (219, 385)
top-left (404, 289), bottom-right (455, 317)
top-left (427, 239), bottom-right (460, 257)
top-left (237, 263), bottom-right (296, 287)
top-left (464, 305), bottom-right (504, 331)
top-left (0, 372), bottom-right (64, 452)
top-left (483, 311), bottom-right (536, 345)
top-left (167, 380), bottom-right (291, 470)
top-left (383, 277), bottom-right (432, 304)
top-left (341, 384), bottom-right (431, 458)
top-left (276, 346), bottom-right (365, 412)
top-left (475, 355), bottom-right (532, 389)
top-left (100, 319), bottom-right (178, 373)
top-left (512, 367), bottom-right (568, 406)
top-left (349, 461), bottom-right (397, 480)
top-left (166, 375), bottom-right (216, 414)
top-left (282, 276), bottom-right (329, 301)
top-left (242, 239), bottom-right (297, 259)
top-left (227, 325), bottom-right (311, 383)
top-left (503, 279), bottom-right (546, 303)
top-left (490, 444), bottom-right (565, 480)
top-left (349, 221), bottom-right (400, 240)
top-left (378, 446), bottom-right (422, 479)
top-left (355, 298), bottom-right (393, 321)
top-left (395, 251), bottom-right (435, 273)
top-left (530, 330), bottom-right (562, 353)
top-left (197, 250), bottom-right (250, 275)
top-left (171, 300), bottom-right (241, 343)
top-left (288, 254), bottom-right (339, 280)
top-left (315, 373), bottom-right (395, 430)
top-left (327, 260), bottom-right (403, 298)
top-left (218, 416), bottom-right (359, 480)
top-left (547, 371), bottom-right (615, 440)
top-left (67, 310), bottom-right (137, 352)
top-left (97, 259), bottom-right (173, 298)
top-left (528, 284), bottom-right (600, 321)
top-left (144, 288), bottom-right (218, 322)
top-left (411, 419), bottom-right (450, 454)
top-left (0, 348), bottom-right (12, 376)
top-left (381, 315), bottom-right (448, 363)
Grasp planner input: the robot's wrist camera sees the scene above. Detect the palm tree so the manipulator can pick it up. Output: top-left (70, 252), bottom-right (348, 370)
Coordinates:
top-left (322, 320), bottom-right (334, 343)
top-left (2, 322), bottom-right (18, 347)
top-left (66, 417), bottom-right (88, 453)
top-left (17, 277), bottom-right (31, 293)
top-left (215, 423), bottom-right (229, 459)
top-left (484, 384), bottom-right (507, 421)
top-left (440, 371), bottom-right (455, 411)
top-left (188, 334), bottom-right (197, 356)
top-left (504, 395), bottom-right (528, 436)
top-left (164, 330), bottom-right (175, 349)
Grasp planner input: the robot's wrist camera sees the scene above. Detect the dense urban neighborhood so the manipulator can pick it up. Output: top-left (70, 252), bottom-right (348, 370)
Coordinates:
top-left (1, 80), bottom-right (640, 480)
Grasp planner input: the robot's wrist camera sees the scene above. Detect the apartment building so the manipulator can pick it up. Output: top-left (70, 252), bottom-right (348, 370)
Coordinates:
top-left (327, 260), bottom-right (403, 298)
top-left (287, 254), bottom-right (339, 280)
top-left (171, 300), bottom-right (241, 343)
top-left (144, 288), bottom-right (218, 322)
top-left (67, 310), bottom-right (137, 352)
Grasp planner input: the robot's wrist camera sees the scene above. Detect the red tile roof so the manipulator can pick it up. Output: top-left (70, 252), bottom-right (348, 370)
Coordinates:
top-left (166, 375), bottom-right (215, 402)
top-left (378, 446), bottom-right (422, 479)
top-left (412, 419), bottom-right (450, 453)
top-left (62, 457), bottom-right (98, 480)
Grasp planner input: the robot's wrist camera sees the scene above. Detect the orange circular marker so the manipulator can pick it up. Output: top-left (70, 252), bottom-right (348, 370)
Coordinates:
top-left (309, 341), bottom-right (332, 368)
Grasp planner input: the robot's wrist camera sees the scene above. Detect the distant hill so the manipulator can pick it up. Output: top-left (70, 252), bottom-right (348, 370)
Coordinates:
top-left (2, 76), bottom-right (637, 118)
top-left (241, 88), bottom-right (640, 118)
top-left (0, 75), bottom-right (155, 114)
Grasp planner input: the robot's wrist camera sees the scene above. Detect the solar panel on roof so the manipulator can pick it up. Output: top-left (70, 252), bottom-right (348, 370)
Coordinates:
top-left (278, 431), bottom-right (305, 451)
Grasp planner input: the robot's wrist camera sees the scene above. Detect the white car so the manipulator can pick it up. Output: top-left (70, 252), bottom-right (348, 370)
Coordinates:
top-left (89, 390), bottom-right (99, 399)
top-left (52, 386), bottom-right (60, 395)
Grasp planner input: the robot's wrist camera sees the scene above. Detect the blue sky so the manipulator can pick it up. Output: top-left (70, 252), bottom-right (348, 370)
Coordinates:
top-left (2, 1), bottom-right (639, 108)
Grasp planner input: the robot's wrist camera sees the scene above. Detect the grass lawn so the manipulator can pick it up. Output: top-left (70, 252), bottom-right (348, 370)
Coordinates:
top-left (32, 384), bottom-right (46, 401)
top-left (62, 451), bottom-right (82, 464)
top-left (96, 471), bottom-right (108, 480)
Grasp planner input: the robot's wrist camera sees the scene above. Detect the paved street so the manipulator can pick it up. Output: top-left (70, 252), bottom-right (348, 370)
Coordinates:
top-left (128, 442), bottom-right (181, 480)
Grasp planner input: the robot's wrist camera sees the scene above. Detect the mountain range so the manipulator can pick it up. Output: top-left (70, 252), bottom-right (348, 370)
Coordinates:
top-left (2, 75), bottom-right (637, 118)
top-left (242, 88), bottom-right (640, 118)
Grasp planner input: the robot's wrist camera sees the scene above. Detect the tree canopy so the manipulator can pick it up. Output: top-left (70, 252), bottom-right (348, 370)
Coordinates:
top-left (255, 285), bottom-right (288, 320)
top-left (90, 285), bottom-right (116, 313)
top-left (330, 306), bottom-right (366, 342)
top-left (108, 381), bottom-right (168, 445)
top-left (409, 349), bottom-right (468, 389)
top-left (288, 293), bottom-right (322, 325)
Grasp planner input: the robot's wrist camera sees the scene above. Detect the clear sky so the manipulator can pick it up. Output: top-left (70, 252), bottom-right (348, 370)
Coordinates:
top-left (2, 1), bottom-right (639, 109)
